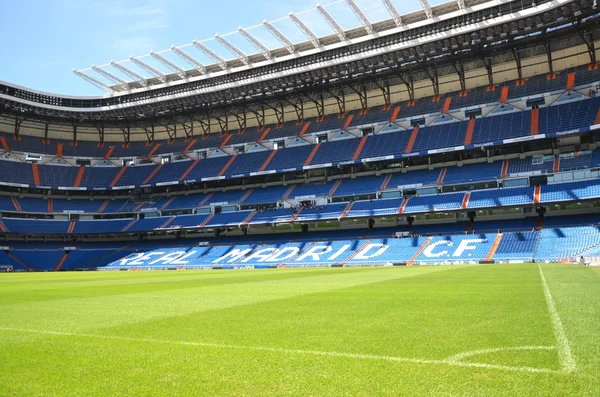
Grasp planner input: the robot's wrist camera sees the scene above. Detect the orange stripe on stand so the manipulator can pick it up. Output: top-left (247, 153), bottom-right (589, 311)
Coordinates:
top-left (183, 139), bottom-right (197, 154)
top-left (397, 197), bottom-right (409, 214)
top-left (342, 114), bottom-right (354, 131)
top-left (352, 135), bottom-right (368, 161)
top-left (219, 134), bottom-right (232, 149)
top-left (500, 160), bottom-right (509, 179)
top-left (298, 122), bottom-right (311, 138)
top-left (31, 163), bottom-right (41, 186)
top-left (0, 220), bottom-right (7, 233)
top-left (142, 163), bottom-right (163, 184)
top-left (499, 86), bottom-right (509, 103)
top-left (110, 167), bottom-right (127, 188)
top-left (390, 107), bottom-right (401, 123)
top-left (11, 197), bottom-right (21, 212)
top-left (485, 234), bottom-right (503, 261)
top-left (56, 143), bottom-right (63, 158)
top-left (0, 137), bottom-right (9, 152)
top-left (98, 200), bottom-right (110, 214)
top-left (304, 143), bottom-right (321, 166)
top-left (553, 157), bottom-right (560, 173)
top-left (179, 159), bottom-right (200, 181)
top-left (436, 168), bottom-right (447, 186)
top-left (48, 199), bottom-right (53, 214)
top-left (67, 221), bottom-right (75, 234)
top-left (54, 253), bottom-right (69, 272)
top-left (104, 146), bottom-right (115, 160)
top-left (218, 155), bottom-right (238, 176)
top-left (534, 185), bottom-right (541, 204)
top-left (147, 143), bottom-right (161, 158)
top-left (530, 108), bottom-right (539, 136)
top-left (566, 72), bottom-right (576, 91)
top-left (594, 107), bottom-right (600, 125)
top-left (257, 128), bottom-right (271, 143)
top-left (259, 151), bottom-right (277, 172)
top-left (441, 97), bottom-right (452, 113)
top-left (74, 166), bottom-right (85, 187)
top-left (405, 126), bottom-right (419, 154)
top-left (461, 192), bottom-right (471, 210)
top-left (407, 236), bottom-right (433, 266)
top-left (464, 118), bottom-right (476, 145)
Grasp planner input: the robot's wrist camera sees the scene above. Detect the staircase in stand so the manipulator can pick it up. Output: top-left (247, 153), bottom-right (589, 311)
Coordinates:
top-left (352, 135), bottom-right (368, 160)
top-left (380, 174), bottom-right (392, 191)
top-left (242, 211), bottom-right (257, 225)
top-left (485, 233), bottom-right (503, 261)
top-left (397, 197), bottom-right (409, 214)
top-left (98, 200), bottom-right (110, 214)
top-left (340, 202), bottom-right (354, 219)
top-left (405, 126), bottom-right (419, 154)
top-left (54, 252), bottom-right (70, 272)
top-left (239, 189), bottom-right (254, 204)
top-left (11, 197), bottom-right (21, 212)
top-left (200, 214), bottom-right (214, 227)
top-left (328, 180), bottom-right (342, 197)
top-left (121, 219), bottom-right (138, 232)
top-left (159, 217), bottom-right (176, 229)
top-left (304, 143), bottom-right (321, 166)
top-left (533, 185), bottom-right (541, 204)
top-left (407, 236), bottom-right (434, 266)
top-left (110, 167), bottom-right (127, 188)
top-left (74, 166), bottom-right (85, 187)
top-left (339, 240), bottom-right (371, 266)
top-left (179, 159), bottom-right (200, 181)
top-left (161, 197), bottom-right (176, 211)
top-left (143, 163), bottom-right (163, 184)
top-left (218, 155), bottom-right (237, 176)
top-left (461, 192), bottom-right (471, 210)
top-left (67, 220), bottom-right (76, 234)
top-left (281, 185), bottom-right (296, 201)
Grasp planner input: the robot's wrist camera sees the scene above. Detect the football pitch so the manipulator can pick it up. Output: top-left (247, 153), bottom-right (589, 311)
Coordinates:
top-left (1, 264), bottom-right (598, 396)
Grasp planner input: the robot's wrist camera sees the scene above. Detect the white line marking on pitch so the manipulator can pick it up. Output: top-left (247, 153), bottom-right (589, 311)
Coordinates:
top-left (446, 346), bottom-right (555, 363)
top-left (538, 263), bottom-right (577, 373)
top-left (0, 327), bottom-right (562, 375)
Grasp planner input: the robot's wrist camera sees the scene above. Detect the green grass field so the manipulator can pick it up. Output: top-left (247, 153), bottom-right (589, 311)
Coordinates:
top-left (1, 264), bottom-right (599, 396)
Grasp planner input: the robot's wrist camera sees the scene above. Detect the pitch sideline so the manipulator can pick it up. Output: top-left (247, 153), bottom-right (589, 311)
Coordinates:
top-left (538, 263), bottom-right (577, 373)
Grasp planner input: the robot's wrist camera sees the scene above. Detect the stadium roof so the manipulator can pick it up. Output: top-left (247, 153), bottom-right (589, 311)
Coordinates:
top-left (73, 0), bottom-right (488, 93)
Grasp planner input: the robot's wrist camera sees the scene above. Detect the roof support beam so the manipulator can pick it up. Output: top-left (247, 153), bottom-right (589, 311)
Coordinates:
top-left (170, 46), bottom-right (206, 74)
top-left (73, 70), bottom-right (113, 92)
top-left (129, 56), bottom-right (167, 83)
top-left (345, 0), bottom-right (374, 35)
top-left (456, 0), bottom-right (466, 10)
top-left (263, 20), bottom-right (295, 54)
top-left (420, 0), bottom-right (433, 19)
top-left (91, 65), bottom-right (128, 87)
top-left (381, 0), bottom-right (403, 27)
top-left (150, 51), bottom-right (186, 79)
top-left (110, 61), bottom-right (147, 86)
top-left (317, 5), bottom-right (346, 41)
top-left (288, 13), bottom-right (320, 48)
top-left (192, 40), bottom-right (227, 70)
top-left (238, 27), bottom-right (272, 60)
top-left (214, 34), bottom-right (250, 65)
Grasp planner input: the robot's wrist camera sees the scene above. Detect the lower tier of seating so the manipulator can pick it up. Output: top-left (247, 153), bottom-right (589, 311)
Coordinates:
top-left (3, 219), bottom-right (600, 271)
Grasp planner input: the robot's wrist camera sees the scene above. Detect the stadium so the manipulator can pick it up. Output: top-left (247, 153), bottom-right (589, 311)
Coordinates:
top-left (0, 0), bottom-right (599, 395)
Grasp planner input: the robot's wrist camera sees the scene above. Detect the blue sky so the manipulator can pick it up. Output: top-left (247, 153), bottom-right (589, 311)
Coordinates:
top-left (0, 0), bottom-right (441, 96)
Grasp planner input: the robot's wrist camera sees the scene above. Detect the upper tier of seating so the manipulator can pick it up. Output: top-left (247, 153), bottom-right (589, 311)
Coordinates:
top-left (0, 64), bottom-right (597, 162)
top-left (1, 91), bottom-right (599, 190)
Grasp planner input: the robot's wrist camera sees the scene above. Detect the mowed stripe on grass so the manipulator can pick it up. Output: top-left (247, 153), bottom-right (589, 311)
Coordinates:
top-left (0, 264), bottom-right (598, 396)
